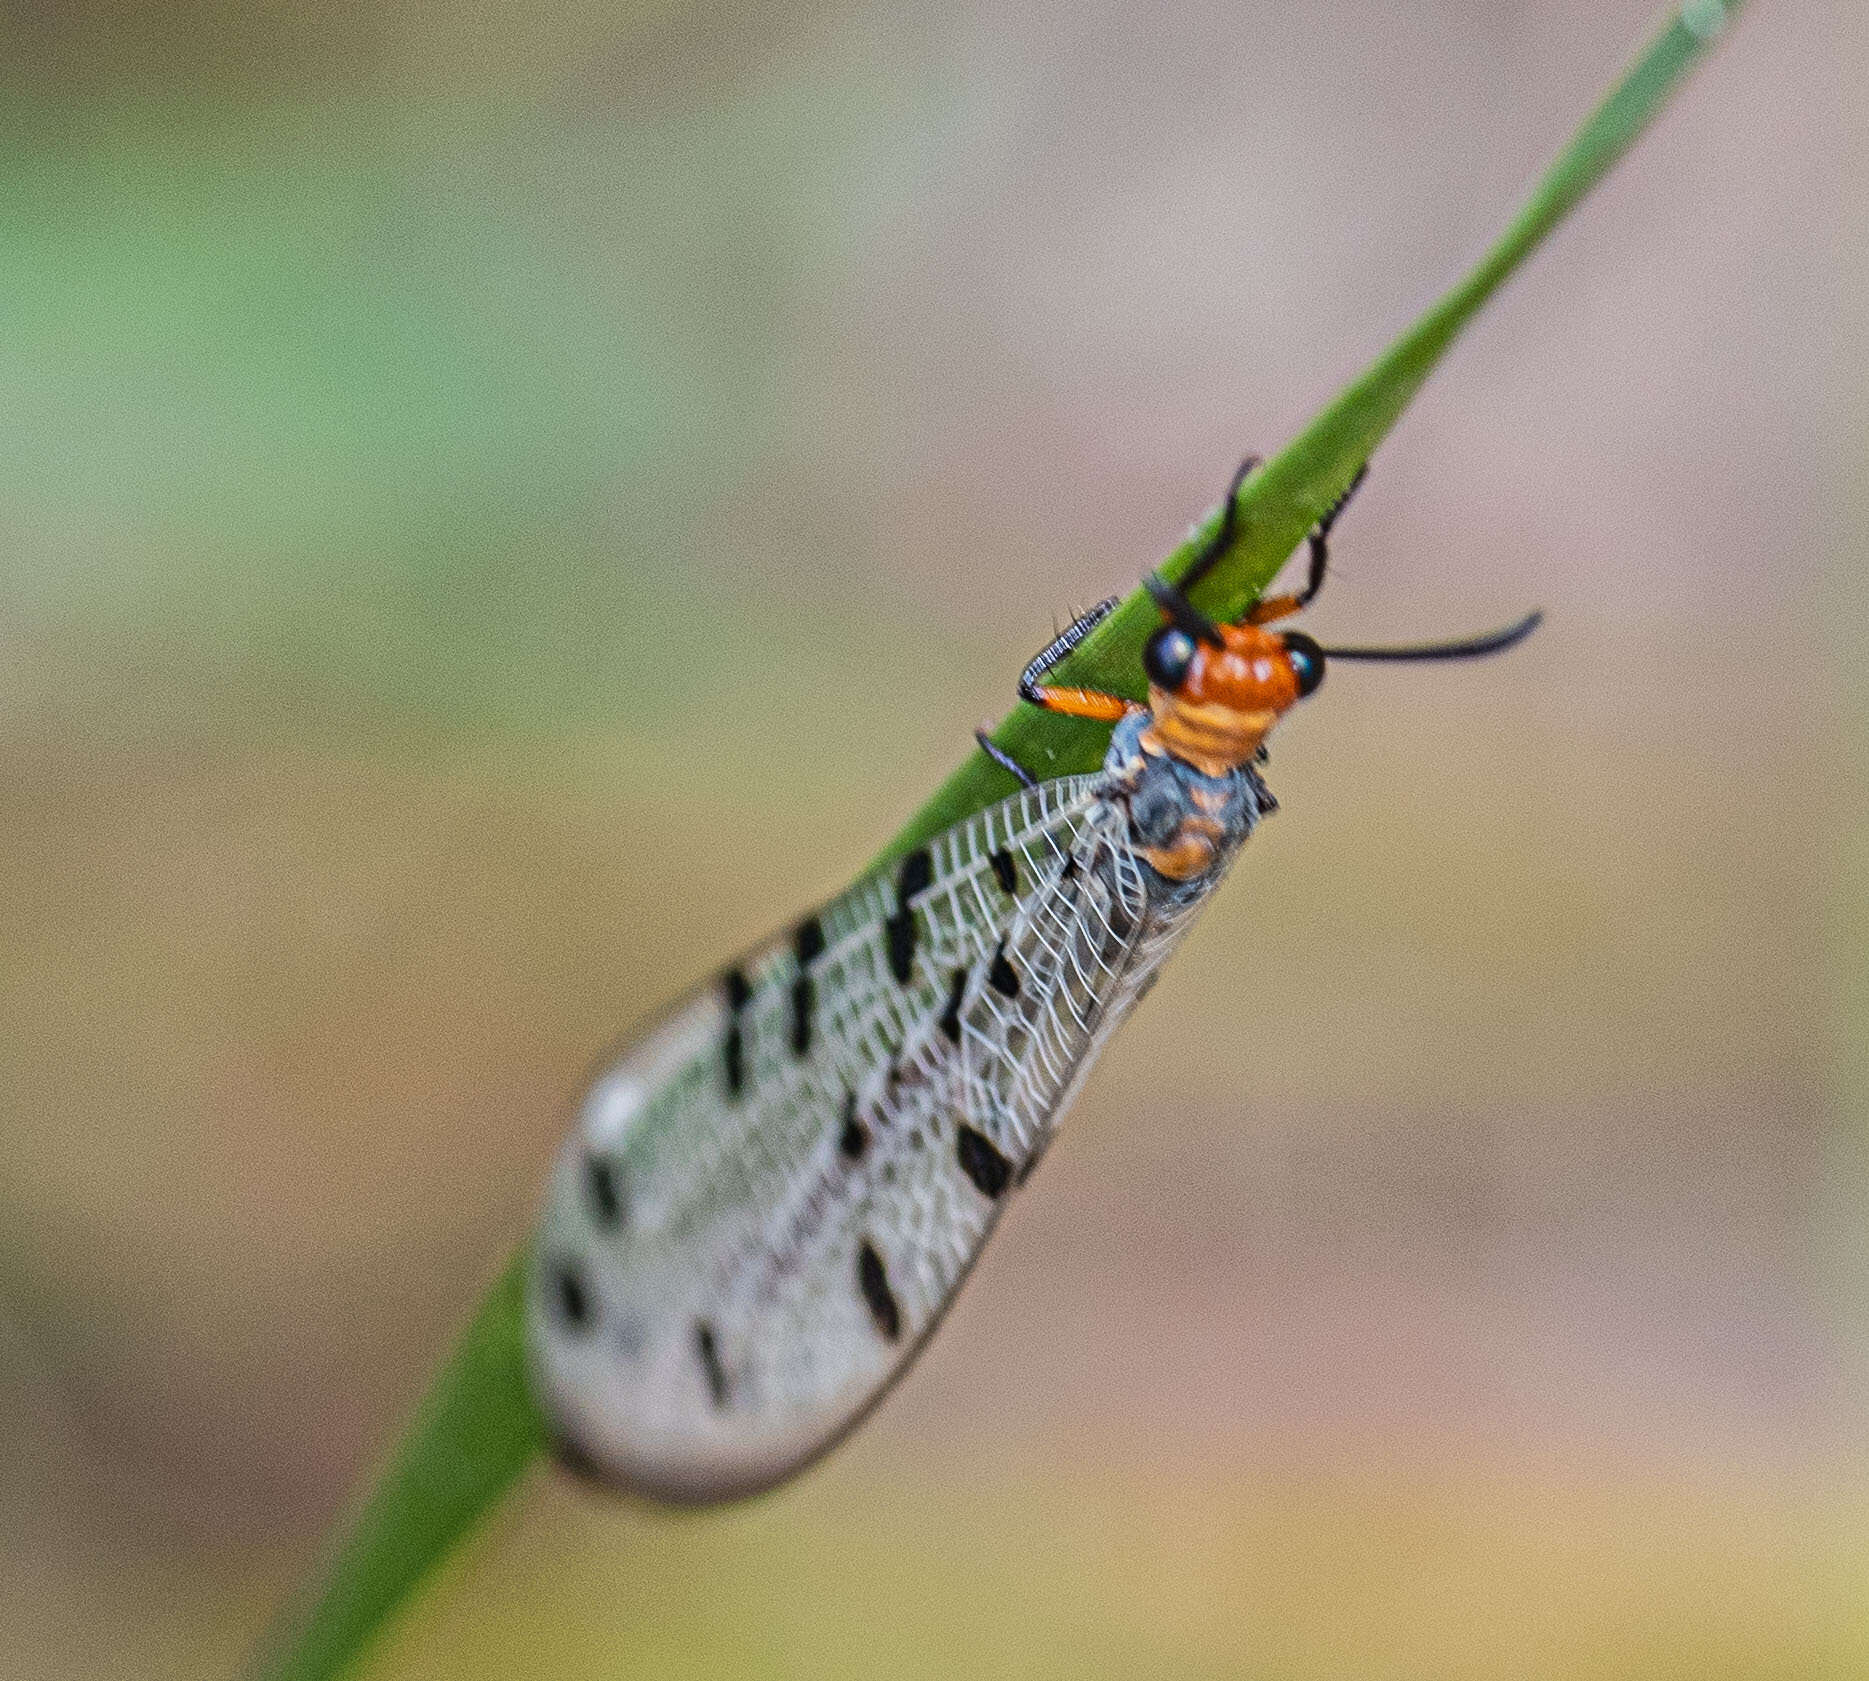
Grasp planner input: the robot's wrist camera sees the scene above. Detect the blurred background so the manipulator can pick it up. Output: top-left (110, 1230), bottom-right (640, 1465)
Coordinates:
top-left (0, 1), bottom-right (1862, 1676)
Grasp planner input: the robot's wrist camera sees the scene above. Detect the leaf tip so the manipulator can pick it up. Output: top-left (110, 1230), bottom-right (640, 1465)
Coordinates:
top-left (1679, 0), bottom-right (1730, 43)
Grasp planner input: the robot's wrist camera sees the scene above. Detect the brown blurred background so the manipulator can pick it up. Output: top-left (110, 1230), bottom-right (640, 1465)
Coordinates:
top-left (0, 1), bottom-right (1862, 1676)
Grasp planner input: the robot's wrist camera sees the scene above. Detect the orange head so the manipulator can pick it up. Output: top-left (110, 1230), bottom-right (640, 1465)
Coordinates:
top-left (1120, 455), bottom-right (1538, 781)
top-left (1138, 616), bottom-right (1324, 778)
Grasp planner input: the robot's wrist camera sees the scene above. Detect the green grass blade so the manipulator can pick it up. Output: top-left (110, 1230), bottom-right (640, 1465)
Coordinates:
top-left (255, 5), bottom-right (1740, 1675)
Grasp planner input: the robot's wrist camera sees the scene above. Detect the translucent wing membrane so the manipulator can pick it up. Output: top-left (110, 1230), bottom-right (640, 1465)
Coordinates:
top-left (529, 740), bottom-right (1263, 1501)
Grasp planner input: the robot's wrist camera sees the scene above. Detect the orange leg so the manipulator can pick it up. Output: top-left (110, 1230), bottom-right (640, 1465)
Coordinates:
top-left (1024, 684), bottom-right (1137, 722)
top-left (976, 681), bottom-right (1138, 788)
top-left (1246, 592), bottom-right (1303, 626)
top-left (1013, 597), bottom-right (1136, 722)
top-left (1246, 463), bottom-right (1370, 627)
top-left (981, 597), bottom-right (1143, 788)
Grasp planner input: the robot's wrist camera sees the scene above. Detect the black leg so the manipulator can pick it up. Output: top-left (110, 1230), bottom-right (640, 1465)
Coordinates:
top-left (1180, 455), bottom-right (1261, 592)
top-left (1016, 596), bottom-right (1121, 705)
top-left (1296, 461), bottom-right (1369, 610)
top-left (975, 726), bottom-right (1038, 789)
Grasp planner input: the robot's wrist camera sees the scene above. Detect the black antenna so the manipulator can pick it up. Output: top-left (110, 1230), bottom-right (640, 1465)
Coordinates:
top-left (1318, 609), bottom-right (1543, 663)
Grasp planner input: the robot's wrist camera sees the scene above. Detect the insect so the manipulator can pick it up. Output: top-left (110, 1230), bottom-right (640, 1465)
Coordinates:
top-left (527, 459), bottom-right (1539, 1502)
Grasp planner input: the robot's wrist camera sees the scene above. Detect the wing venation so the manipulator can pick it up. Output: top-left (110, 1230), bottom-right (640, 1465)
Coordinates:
top-left (529, 768), bottom-right (1212, 1499)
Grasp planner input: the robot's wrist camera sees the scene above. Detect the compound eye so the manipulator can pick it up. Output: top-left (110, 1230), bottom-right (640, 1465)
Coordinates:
top-left (1143, 624), bottom-right (1198, 691)
top-left (1282, 630), bottom-right (1326, 698)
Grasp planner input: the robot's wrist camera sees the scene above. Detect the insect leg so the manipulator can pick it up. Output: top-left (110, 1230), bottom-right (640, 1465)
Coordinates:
top-left (1012, 595), bottom-right (1139, 723)
top-left (1249, 462), bottom-right (1370, 625)
top-left (973, 726), bottom-right (1038, 789)
top-left (1178, 454), bottom-right (1260, 591)
top-left (1016, 597), bottom-right (1121, 704)
top-left (1146, 455), bottom-right (1261, 644)
top-left (1022, 685), bottom-right (1136, 723)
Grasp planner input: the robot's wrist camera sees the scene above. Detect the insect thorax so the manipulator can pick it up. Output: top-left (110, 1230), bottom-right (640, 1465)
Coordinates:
top-left (1102, 709), bottom-right (1269, 885)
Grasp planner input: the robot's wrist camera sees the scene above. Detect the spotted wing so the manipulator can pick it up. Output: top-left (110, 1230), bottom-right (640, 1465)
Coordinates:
top-left (527, 767), bottom-right (1190, 1499)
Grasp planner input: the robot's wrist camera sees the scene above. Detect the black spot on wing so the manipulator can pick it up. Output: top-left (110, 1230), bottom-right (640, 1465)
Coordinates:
top-left (789, 973), bottom-right (815, 1057)
top-left (790, 915), bottom-right (826, 1055)
top-left (990, 847), bottom-right (1018, 895)
top-left (987, 942), bottom-right (1021, 998)
top-left (896, 848), bottom-right (933, 902)
top-left (938, 966), bottom-right (968, 1045)
top-left (856, 1239), bottom-right (901, 1342)
top-left (694, 1320), bottom-right (729, 1407)
top-left (550, 1261), bottom-right (594, 1331)
top-left (583, 1153), bottom-right (626, 1228)
top-left (956, 1125), bottom-right (1013, 1199)
top-left (884, 906), bottom-right (917, 984)
top-left (838, 1090), bottom-right (870, 1162)
top-left (884, 849), bottom-right (934, 985)
top-left (721, 966), bottom-right (752, 1097)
